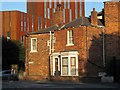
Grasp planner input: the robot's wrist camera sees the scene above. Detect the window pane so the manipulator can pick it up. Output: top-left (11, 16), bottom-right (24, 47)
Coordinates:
top-left (68, 30), bottom-right (73, 44)
top-left (32, 39), bottom-right (36, 45)
top-left (62, 57), bottom-right (68, 75)
top-left (70, 57), bottom-right (76, 75)
top-left (32, 39), bottom-right (37, 51)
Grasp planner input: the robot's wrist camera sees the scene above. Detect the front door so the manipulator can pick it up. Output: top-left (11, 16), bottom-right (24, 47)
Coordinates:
top-left (53, 57), bottom-right (60, 75)
top-left (55, 58), bottom-right (58, 71)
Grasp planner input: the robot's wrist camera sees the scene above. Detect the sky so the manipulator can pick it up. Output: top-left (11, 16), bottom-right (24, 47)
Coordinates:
top-left (0, 0), bottom-right (110, 17)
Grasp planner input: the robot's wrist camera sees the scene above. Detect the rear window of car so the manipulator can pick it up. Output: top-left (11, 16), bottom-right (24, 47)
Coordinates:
top-left (3, 71), bottom-right (11, 74)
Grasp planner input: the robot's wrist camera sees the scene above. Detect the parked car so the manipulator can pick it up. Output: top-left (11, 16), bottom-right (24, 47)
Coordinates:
top-left (0, 70), bottom-right (18, 81)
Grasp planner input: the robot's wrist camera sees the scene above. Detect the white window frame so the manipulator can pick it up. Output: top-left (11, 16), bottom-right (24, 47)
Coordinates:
top-left (52, 51), bottom-right (78, 76)
top-left (66, 30), bottom-right (74, 46)
top-left (61, 55), bottom-right (78, 76)
top-left (31, 38), bottom-right (37, 52)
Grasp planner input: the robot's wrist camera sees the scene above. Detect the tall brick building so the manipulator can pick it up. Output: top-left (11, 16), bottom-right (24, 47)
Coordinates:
top-left (0, 10), bottom-right (41, 46)
top-left (104, 2), bottom-right (120, 61)
top-left (0, 11), bottom-right (27, 46)
top-left (27, 0), bottom-right (85, 29)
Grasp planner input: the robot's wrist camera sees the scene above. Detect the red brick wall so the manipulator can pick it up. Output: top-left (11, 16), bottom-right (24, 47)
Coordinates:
top-left (1, 11), bottom-right (35, 47)
top-left (104, 2), bottom-right (120, 60)
top-left (25, 26), bottom-right (104, 81)
top-left (25, 34), bottom-right (50, 80)
top-left (65, 9), bottom-right (70, 23)
top-left (2, 11), bottom-right (10, 38)
top-left (54, 26), bottom-right (103, 77)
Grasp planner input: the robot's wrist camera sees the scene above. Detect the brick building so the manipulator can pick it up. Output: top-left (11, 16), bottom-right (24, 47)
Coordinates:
top-left (104, 2), bottom-right (120, 61)
top-left (25, 1), bottom-right (120, 81)
top-left (25, 3), bottom-right (105, 81)
top-left (1, 1), bottom-right (85, 46)
top-left (0, 10), bottom-right (42, 46)
top-left (27, 0), bottom-right (85, 29)
top-left (1, 11), bottom-right (26, 46)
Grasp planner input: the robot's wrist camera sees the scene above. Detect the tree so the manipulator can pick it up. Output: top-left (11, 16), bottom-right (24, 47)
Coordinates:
top-left (2, 37), bottom-right (25, 71)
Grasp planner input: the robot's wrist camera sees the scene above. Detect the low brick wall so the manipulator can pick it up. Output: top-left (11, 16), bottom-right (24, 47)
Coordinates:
top-left (50, 76), bottom-right (79, 82)
top-left (24, 75), bottom-right (49, 81)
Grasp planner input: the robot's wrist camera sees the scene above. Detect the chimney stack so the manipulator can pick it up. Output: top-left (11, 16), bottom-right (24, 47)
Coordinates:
top-left (91, 8), bottom-right (98, 26)
top-left (52, 4), bottom-right (64, 27)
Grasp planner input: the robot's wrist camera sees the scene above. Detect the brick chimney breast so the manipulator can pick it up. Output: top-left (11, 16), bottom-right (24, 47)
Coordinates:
top-left (52, 4), bottom-right (64, 27)
top-left (91, 8), bottom-right (98, 26)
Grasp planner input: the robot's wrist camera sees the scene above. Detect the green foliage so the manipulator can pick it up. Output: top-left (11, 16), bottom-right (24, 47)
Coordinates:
top-left (2, 37), bottom-right (26, 71)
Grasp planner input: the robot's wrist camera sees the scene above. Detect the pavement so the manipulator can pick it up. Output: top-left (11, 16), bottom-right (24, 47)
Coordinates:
top-left (35, 80), bottom-right (120, 88)
top-left (2, 80), bottom-right (120, 89)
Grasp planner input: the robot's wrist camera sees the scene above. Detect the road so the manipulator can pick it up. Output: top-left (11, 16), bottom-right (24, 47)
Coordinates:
top-left (1, 80), bottom-right (120, 89)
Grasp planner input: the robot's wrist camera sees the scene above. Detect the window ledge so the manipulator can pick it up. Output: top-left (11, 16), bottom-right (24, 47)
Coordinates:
top-left (66, 44), bottom-right (74, 46)
top-left (61, 75), bottom-right (78, 76)
top-left (30, 51), bottom-right (37, 53)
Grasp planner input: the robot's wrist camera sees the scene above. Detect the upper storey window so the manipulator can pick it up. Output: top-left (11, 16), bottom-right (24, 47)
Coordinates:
top-left (66, 30), bottom-right (74, 46)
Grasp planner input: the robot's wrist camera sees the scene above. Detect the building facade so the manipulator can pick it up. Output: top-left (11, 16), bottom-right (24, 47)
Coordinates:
top-left (104, 2), bottom-right (120, 61)
top-left (25, 1), bottom-right (120, 81)
top-left (25, 5), bottom-right (105, 81)
top-left (0, 11), bottom-right (42, 46)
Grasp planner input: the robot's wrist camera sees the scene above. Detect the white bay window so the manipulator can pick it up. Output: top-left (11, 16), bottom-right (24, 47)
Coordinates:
top-left (52, 51), bottom-right (78, 76)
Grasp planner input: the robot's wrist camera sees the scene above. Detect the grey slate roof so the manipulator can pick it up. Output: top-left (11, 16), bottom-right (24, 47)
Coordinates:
top-left (62, 17), bottom-right (103, 29)
top-left (29, 17), bottom-right (104, 35)
top-left (30, 24), bottom-right (59, 35)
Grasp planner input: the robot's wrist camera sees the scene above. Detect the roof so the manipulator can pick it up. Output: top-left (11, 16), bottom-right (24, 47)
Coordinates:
top-left (29, 17), bottom-right (104, 35)
top-left (62, 17), bottom-right (103, 29)
top-left (30, 24), bottom-right (59, 35)
top-left (0, 10), bottom-right (26, 13)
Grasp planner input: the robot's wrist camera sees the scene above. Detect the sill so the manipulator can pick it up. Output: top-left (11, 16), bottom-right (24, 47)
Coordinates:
top-left (30, 51), bottom-right (37, 53)
top-left (61, 75), bottom-right (78, 76)
top-left (66, 44), bottom-right (74, 46)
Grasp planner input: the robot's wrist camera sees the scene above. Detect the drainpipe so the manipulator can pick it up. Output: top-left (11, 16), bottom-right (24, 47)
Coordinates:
top-left (98, 26), bottom-right (105, 67)
top-left (86, 25), bottom-right (88, 61)
top-left (49, 31), bottom-right (52, 78)
top-left (102, 27), bottom-right (105, 67)
top-left (49, 31), bottom-right (52, 54)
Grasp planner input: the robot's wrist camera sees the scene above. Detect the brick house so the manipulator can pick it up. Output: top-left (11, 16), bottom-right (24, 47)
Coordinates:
top-left (25, 4), bottom-right (105, 81)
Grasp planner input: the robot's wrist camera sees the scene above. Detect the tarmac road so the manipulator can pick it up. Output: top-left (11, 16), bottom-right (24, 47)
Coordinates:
top-left (1, 80), bottom-right (120, 89)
